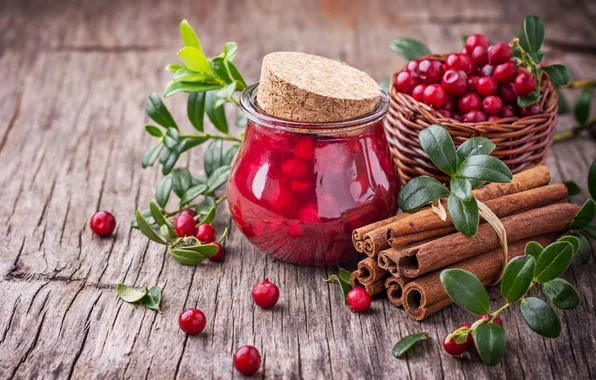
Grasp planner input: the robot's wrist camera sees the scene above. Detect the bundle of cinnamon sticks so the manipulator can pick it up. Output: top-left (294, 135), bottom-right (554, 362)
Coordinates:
top-left (350, 165), bottom-right (580, 321)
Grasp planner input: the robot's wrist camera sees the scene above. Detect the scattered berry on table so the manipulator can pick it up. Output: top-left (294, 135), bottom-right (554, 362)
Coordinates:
top-left (174, 214), bottom-right (196, 237)
top-left (234, 345), bottom-right (262, 375)
top-left (90, 211), bottom-right (116, 237)
top-left (443, 323), bottom-right (473, 356)
top-left (346, 287), bottom-right (371, 312)
top-left (209, 242), bottom-right (225, 262)
top-left (178, 308), bottom-right (207, 334)
top-left (252, 279), bottom-right (280, 309)
top-left (195, 223), bottom-right (216, 243)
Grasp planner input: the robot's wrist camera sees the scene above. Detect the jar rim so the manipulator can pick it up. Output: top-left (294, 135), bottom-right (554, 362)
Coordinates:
top-left (240, 83), bottom-right (389, 132)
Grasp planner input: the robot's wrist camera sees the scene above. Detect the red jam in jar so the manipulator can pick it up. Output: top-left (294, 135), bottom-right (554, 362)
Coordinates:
top-left (228, 84), bottom-right (399, 264)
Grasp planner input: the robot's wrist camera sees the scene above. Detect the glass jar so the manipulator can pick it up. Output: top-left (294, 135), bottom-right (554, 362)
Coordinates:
top-left (227, 84), bottom-right (399, 265)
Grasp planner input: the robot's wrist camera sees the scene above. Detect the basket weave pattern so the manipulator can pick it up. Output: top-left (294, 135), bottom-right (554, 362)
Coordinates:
top-left (384, 54), bottom-right (558, 185)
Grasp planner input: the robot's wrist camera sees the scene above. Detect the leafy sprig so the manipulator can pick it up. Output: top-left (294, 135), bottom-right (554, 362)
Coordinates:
top-left (116, 283), bottom-right (162, 312)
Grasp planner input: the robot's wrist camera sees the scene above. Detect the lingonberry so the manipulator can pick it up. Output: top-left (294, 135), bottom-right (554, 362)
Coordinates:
top-left (438, 109), bottom-right (454, 119)
top-left (493, 62), bottom-right (517, 83)
top-left (174, 214), bottom-right (196, 237)
top-left (488, 42), bottom-right (512, 65)
top-left (441, 97), bottom-right (456, 112)
top-left (179, 209), bottom-right (197, 218)
top-left (411, 84), bottom-right (426, 102)
top-left (458, 93), bottom-right (481, 114)
top-left (482, 96), bottom-right (503, 115)
top-left (477, 314), bottom-right (503, 326)
top-left (417, 59), bottom-right (444, 84)
top-left (252, 279), bottom-right (280, 309)
top-left (443, 323), bottom-right (473, 356)
top-left (178, 308), bottom-right (207, 334)
top-left (514, 72), bottom-right (537, 97)
top-left (475, 77), bottom-right (497, 97)
top-left (453, 112), bottom-right (463, 121)
top-left (423, 84), bottom-right (447, 108)
top-left (463, 110), bottom-right (487, 123)
top-left (90, 211), bottom-right (116, 237)
top-left (442, 69), bottom-right (468, 96)
top-left (209, 242), bottom-right (225, 262)
top-left (346, 287), bottom-right (371, 312)
top-left (395, 71), bottom-right (418, 95)
top-left (293, 138), bottom-right (315, 161)
top-left (465, 34), bottom-right (490, 55)
top-left (406, 59), bottom-right (420, 74)
top-left (498, 82), bottom-right (518, 104)
top-left (445, 54), bottom-right (473, 75)
top-left (195, 223), bottom-right (216, 243)
top-left (233, 345), bottom-right (262, 375)
top-left (467, 76), bottom-right (478, 92)
top-left (480, 64), bottom-right (494, 77)
top-left (519, 103), bottom-right (540, 117)
top-left (488, 115), bottom-right (500, 122)
top-left (281, 158), bottom-right (309, 179)
top-left (471, 45), bottom-right (489, 67)
top-left (500, 104), bottom-right (517, 118)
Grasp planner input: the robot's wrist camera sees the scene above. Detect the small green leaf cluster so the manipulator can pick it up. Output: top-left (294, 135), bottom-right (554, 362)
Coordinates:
top-left (398, 124), bottom-right (512, 236)
top-left (323, 268), bottom-right (352, 304)
top-left (116, 283), bottom-right (162, 312)
top-left (440, 235), bottom-right (583, 366)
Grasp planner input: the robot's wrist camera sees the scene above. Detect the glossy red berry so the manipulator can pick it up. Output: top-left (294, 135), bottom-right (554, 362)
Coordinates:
top-left (445, 54), bottom-right (473, 74)
top-left (195, 223), bottom-right (216, 243)
top-left (463, 110), bottom-right (487, 123)
top-left (174, 214), bottom-right (196, 237)
top-left (477, 315), bottom-right (503, 326)
top-left (471, 45), bottom-right (489, 67)
top-left (234, 345), bottom-right (262, 375)
top-left (441, 97), bottom-right (456, 112)
top-left (406, 59), bottom-right (420, 74)
top-left (500, 104), bottom-right (517, 118)
top-left (488, 42), bottom-right (513, 65)
top-left (493, 62), bottom-right (517, 83)
top-left (442, 69), bottom-right (468, 96)
top-left (179, 209), bottom-right (197, 218)
top-left (411, 84), bottom-right (426, 102)
top-left (443, 323), bottom-right (473, 356)
top-left (438, 109), bottom-right (454, 119)
top-left (519, 103), bottom-right (540, 117)
top-left (475, 77), bottom-right (497, 97)
top-left (252, 279), bottom-right (280, 309)
top-left (395, 71), bottom-right (418, 94)
top-left (178, 308), bottom-right (206, 334)
top-left (293, 138), bottom-right (315, 161)
top-left (423, 84), bottom-right (447, 108)
top-left (488, 115), bottom-right (500, 122)
top-left (498, 82), bottom-right (518, 104)
top-left (281, 158), bottom-right (309, 179)
top-left (480, 64), bottom-right (494, 77)
top-left (514, 72), bottom-right (537, 97)
top-left (465, 34), bottom-right (490, 55)
top-left (209, 242), bottom-right (224, 262)
top-left (90, 211), bottom-right (116, 237)
top-left (467, 76), bottom-right (478, 92)
top-left (418, 59), bottom-right (444, 84)
top-left (458, 93), bottom-right (481, 114)
top-left (346, 287), bottom-right (371, 312)
top-left (482, 96), bottom-right (503, 115)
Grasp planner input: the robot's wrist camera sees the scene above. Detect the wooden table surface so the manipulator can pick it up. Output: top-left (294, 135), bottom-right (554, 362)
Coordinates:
top-left (1, 0), bottom-right (595, 378)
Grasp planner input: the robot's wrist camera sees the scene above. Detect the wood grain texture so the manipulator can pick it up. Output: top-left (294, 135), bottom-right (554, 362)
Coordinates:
top-left (0, 0), bottom-right (595, 379)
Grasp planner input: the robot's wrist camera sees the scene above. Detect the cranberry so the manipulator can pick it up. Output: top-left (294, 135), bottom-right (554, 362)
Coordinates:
top-left (488, 115), bottom-right (500, 122)
top-left (394, 71), bottom-right (418, 94)
top-left (443, 323), bottom-right (473, 356)
top-left (179, 209), bottom-right (197, 218)
top-left (475, 77), bottom-right (497, 97)
top-left (466, 76), bottom-right (478, 93)
top-left (234, 346), bottom-right (261, 376)
top-left (453, 112), bottom-right (463, 121)
top-left (493, 62), bottom-right (517, 83)
top-left (178, 308), bottom-right (206, 334)
top-left (465, 34), bottom-right (490, 55)
top-left (482, 96), bottom-right (503, 115)
top-left (488, 42), bottom-right (512, 65)
top-left (252, 279), bottom-right (280, 309)
top-left (441, 97), bottom-right (456, 112)
top-left (290, 179), bottom-right (310, 194)
top-left (442, 69), bottom-right (468, 96)
top-left (423, 84), bottom-right (447, 108)
top-left (346, 287), bottom-right (371, 312)
top-left (418, 59), bottom-right (444, 84)
top-left (293, 138), bottom-right (315, 161)
top-left (406, 59), bottom-right (420, 74)
top-left (463, 110), bottom-right (487, 123)
top-left (477, 314), bottom-right (503, 326)
top-left (519, 103), bottom-right (540, 117)
top-left (90, 211), bottom-right (116, 237)
top-left (500, 104), bottom-right (517, 118)
top-left (209, 242), bottom-right (224, 261)
top-left (445, 54), bottom-right (473, 75)
top-left (411, 84), bottom-right (426, 102)
top-left (514, 72), bottom-right (537, 97)
top-left (471, 45), bottom-right (489, 67)
top-left (174, 214), bottom-right (196, 237)
top-left (438, 109), bottom-right (454, 119)
top-left (195, 223), bottom-right (216, 243)
top-left (480, 64), bottom-right (494, 77)
top-left (281, 158), bottom-right (309, 179)
top-left (458, 93), bottom-right (481, 114)
top-left (498, 82), bottom-right (518, 104)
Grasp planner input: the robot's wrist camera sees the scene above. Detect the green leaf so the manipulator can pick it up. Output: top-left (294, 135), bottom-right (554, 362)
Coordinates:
top-left (501, 255), bottom-right (536, 302)
top-left (204, 140), bottom-right (223, 177)
top-left (141, 286), bottom-right (162, 312)
top-left (440, 269), bottom-right (490, 315)
top-left (227, 61), bottom-right (247, 89)
top-left (156, 176), bottom-right (173, 208)
top-left (159, 148), bottom-right (179, 175)
top-left (570, 199), bottom-right (596, 229)
top-left (527, 52), bottom-right (544, 64)
top-left (392, 333), bottom-right (431, 358)
top-left (389, 38), bottom-right (431, 60)
top-left (163, 81), bottom-right (222, 98)
top-left (187, 92), bottom-right (206, 132)
top-left (172, 68), bottom-right (212, 83)
top-left (542, 278), bottom-right (580, 310)
top-left (163, 128), bottom-right (180, 149)
top-left (573, 87), bottom-right (592, 125)
top-left (116, 283), bottom-right (148, 303)
top-left (543, 65), bottom-right (571, 87)
top-left (447, 194), bottom-right (479, 236)
top-left (207, 165), bottom-right (231, 192)
top-left (211, 57), bottom-right (232, 83)
top-left (179, 19), bottom-right (201, 49)
top-left (456, 137), bottom-right (496, 164)
top-left (520, 297), bottom-right (561, 338)
top-left (450, 177), bottom-right (472, 200)
top-left (472, 323), bottom-right (506, 366)
top-left (135, 209), bottom-right (167, 245)
top-left (201, 205), bottom-right (217, 225)
top-left (146, 92), bottom-right (177, 129)
top-left (170, 168), bottom-right (192, 198)
top-left (145, 125), bottom-right (163, 138)
top-left (142, 144), bottom-right (163, 169)
top-left (460, 35), bottom-right (469, 47)
top-left (456, 155), bottom-right (512, 183)
top-left (534, 241), bottom-right (574, 283)
top-left (165, 64), bottom-right (184, 73)
top-left (563, 181), bottom-right (581, 196)
top-left (555, 87), bottom-right (570, 114)
top-left (149, 201), bottom-right (170, 228)
top-left (525, 241), bottom-right (544, 260)
top-left (523, 16), bottom-right (545, 53)
top-left (398, 176), bottom-right (450, 212)
top-left (557, 235), bottom-right (580, 255)
top-left (589, 159), bottom-right (596, 200)
top-left (205, 91), bottom-right (229, 133)
top-left (418, 125), bottom-right (458, 175)
top-left (178, 46), bottom-right (211, 74)
top-left (215, 81), bottom-right (237, 101)
top-left (517, 91), bottom-right (542, 108)
top-left (170, 244), bottom-right (219, 266)
top-left (195, 197), bottom-right (215, 215)
top-left (180, 184), bottom-right (208, 207)
top-left (575, 233), bottom-right (591, 264)
top-left (223, 145), bottom-right (239, 166)
top-left (323, 272), bottom-right (352, 304)
top-left (584, 224), bottom-right (596, 239)
top-left (337, 267), bottom-right (352, 284)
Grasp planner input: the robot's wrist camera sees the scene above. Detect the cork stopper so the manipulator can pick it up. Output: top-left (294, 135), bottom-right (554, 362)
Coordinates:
top-left (257, 52), bottom-right (380, 123)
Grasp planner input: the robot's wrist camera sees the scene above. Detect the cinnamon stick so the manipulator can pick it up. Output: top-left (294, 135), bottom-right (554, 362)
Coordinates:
top-left (350, 270), bottom-right (385, 296)
top-left (352, 214), bottom-right (407, 252)
top-left (397, 202), bottom-right (580, 278)
top-left (356, 257), bottom-right (388, 285)
top-left (402, 234), bottom-right (558, 321)
top-left (385, 275), bottom-right (411, 307)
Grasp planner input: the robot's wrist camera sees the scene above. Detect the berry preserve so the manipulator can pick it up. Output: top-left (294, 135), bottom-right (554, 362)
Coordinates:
top-left (228, 84), bottom-right (399, 264)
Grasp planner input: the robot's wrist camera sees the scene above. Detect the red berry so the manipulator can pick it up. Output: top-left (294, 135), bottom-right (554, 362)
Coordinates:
top-left (418, 60), bottom-right (444, 84)
top-left (488, 115), bottom-right (500, 122)
top-left (281, 158), bottom-right (309, 179)
top-left (458, 93), bottom-right (481, 114)
top-left (493, 62), bottom-right (517, 83)
top-left (179, 209), bottom-right (197, 218)
top-left (395, 71), bottom-right (418, 94)
top-left (467, 76), bottom-right (478, 92)
top-left (234, 346), bottom-right (261, 375)
top-left (346, 287), bottom-right (371, 312)
top-left (443, 331), bottom-right (471, 355)
top-left (293, 138), bottom-right (315, 161)
top-left (475, 77), bottom-right (497, 97)
top-left (252, 279), bottom-right (280, 309)
top-left (453, 112), bottom-right (463, 121)
top-left (482, 96), bottom-right (503, 115)
top-left (471, 45), bottom-right (489, 67)
top-left (438, 109), bottom-right (454, 119)
top-left (178, 308), bottom-right (206, 334)
top-left (514, 72), bottom-right (537, 97)
top-left (441, 96), bottom-right (456, 112)
top-left (488, 42), bottom-right (513, 65)
top-left (463, 110), bottom-right (487, 123)
top-left (209, 242), bottom-right (224, 262)
top-left (442, 69), bottom-right (468, 96)
top-left (174, 214), bottom-right (196, 237)
top-left (498, 82), bottom-right (518, 104)
top-left (423, 84), bottom-right (447, 108)
top-left (406, 59), bottom-right (420, 74)
top-left (519, 103), bottom-right (540, 117)
top-left (500, 105), bottom-right (517, 118)
top-left (195, 224), bottom-right (216, 243)
top-left (480, 64), bottom-right (494, 77)
top-left (477, 315), bottom-right (504, 326)
top-left (446, 54), bottom-right (473, 75)
top-left (465, 34), bottom-right (490, 55)
top-left (290, 179), bottom-right (310, 194)
top-left (90, 211), bottom-right (116, 237)
top-left (412, 84), bottom-right (426, 102)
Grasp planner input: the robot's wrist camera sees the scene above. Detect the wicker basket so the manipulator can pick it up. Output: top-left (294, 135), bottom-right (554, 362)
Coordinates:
top-left (384, 54), bottom-right (558, 185)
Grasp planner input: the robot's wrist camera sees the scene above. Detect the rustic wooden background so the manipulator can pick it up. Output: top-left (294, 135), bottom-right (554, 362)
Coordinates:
top-left (1, 0), bottom-right (595, 378)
